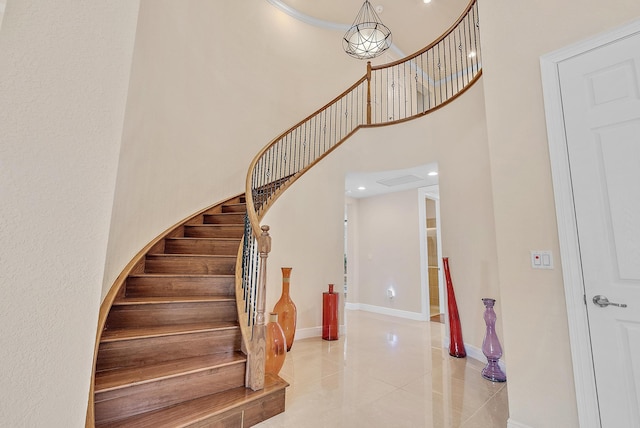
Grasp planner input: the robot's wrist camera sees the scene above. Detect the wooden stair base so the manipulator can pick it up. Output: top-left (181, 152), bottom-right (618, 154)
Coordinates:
top-left (95, 375), bottom-right (288, 428)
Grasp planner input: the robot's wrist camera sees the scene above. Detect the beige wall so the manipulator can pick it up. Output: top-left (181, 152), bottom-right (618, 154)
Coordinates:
top-left (263, 81), bottom-right (500, 351)
top-left (478, 1), bottom-right (640, 427)
top-left (0, 1), bottom-right (139, 426)
top-left (354, 189), bottom-right (423, 313)
top-left (262, 165), bottom-right (346, 337)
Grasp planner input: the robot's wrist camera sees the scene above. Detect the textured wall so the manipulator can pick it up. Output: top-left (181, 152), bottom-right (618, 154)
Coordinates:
top-left (0, 1), bottom-right (139, 425)
top-left (478, 1), bottom-right (640, 427)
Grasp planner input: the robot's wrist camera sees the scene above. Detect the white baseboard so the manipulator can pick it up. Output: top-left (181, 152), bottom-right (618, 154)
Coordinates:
top-left (295, 326), bottom-right (322, 340)
top-left (345, 302), bottom-right (428, 321)
top-left (294, 324), bottom-right (346, 341)
top-left (507, 419), bottom-right (533, 428)
top-left (443, 337), bottom-right (507, 374)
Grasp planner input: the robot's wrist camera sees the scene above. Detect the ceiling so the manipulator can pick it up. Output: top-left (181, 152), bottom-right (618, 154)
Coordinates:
top-left (279, 0), bottom-right (470, 57)
top-left (345, 163), bottom-right (439, 199)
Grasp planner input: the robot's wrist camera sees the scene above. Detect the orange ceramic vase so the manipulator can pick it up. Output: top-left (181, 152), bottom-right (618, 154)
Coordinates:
top-left (265, 312), bottom-right (287, 375)
top-left (274, 267), bottom-right (297, 351)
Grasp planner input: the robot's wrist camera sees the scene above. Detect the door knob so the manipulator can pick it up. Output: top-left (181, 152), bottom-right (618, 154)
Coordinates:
top-left (592, 295), bottom-right (627, 308)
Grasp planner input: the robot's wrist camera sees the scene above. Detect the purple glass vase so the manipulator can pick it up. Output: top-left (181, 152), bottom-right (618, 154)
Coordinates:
top-left (481, 298), bottom-right (506, 382)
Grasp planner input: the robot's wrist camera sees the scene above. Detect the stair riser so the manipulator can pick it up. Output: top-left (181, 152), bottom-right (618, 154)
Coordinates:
top-left (203, 213), bottom-right (245, 224)
top-left (105, 301), bottom-right (237, 329)
top-left (97, 329), bottom-right (241, 372)
top-left (184, 225), bottom-right (244, 239)
top-left (221, 204), bottom-right (246, 213)
top-left (163, 238), bottom-right (240, 256)
top-left (145, 256), bottom-right (236, 275)
top-left (94, 362), bottom-right (246, 425)
top-left (125, 276), bottom-right (235, 298)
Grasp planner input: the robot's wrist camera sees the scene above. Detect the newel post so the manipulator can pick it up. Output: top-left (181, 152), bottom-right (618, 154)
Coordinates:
top-left (247, 225), bottom-right (271, 391)
top-left (366, 61), bottom-right (372, 125)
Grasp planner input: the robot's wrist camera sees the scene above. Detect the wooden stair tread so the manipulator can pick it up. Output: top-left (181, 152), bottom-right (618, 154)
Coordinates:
top-left (101, 321), bottom-right (239, 342)
top-left (185, 224), bottom-right (243, 228)
top-left (124, 274), bottom-right (235, 298)
top-left (127, 273), bottom-right (236, 281)
top-left (127, 273), bottom-right (235, 279)
top-left (204, 213), bottom-right (244, 218)
top-left (183, 224), bottom-right (244, 239)
top-left (205, 212), bottom-right (242, 215)
top-left (95, 375), bottom-right (287, 428)
top-left (95, 352), bottom-right (246, 393)
top-left (221, 203), bottom-right (246, 210)
top-left (146, 254), bottom-right (236, 259)
top-left (164, 237), bottom-right (241, 241)
top-left (202, 213), bottom-right (245, 224)
top-left (113, 296), bottom-right (234, 305)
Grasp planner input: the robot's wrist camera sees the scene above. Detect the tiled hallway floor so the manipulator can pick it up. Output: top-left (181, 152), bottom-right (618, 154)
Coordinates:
top-left (256, 310), bottom-right (508, 428)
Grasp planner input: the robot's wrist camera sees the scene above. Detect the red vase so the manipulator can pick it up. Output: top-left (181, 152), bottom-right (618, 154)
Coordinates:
top-left (443, 257), bottom-right (466, 358)
top-left (265, 313), bottom-right (287, 375)
top-left (274, 267), bottom-right (297, 351)
top-left (322, 284), bottom-right (339, 341)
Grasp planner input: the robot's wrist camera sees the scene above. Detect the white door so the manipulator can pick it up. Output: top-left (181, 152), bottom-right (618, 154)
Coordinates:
top-left (558, 32), bottom-right (640, 427)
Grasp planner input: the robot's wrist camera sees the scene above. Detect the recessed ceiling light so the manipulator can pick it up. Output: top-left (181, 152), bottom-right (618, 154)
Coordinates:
top-left (428, 171), bottom-right (438, 176)
top-left (357, 186), bottom-right (366, 191)
top-left (423, 0), bottom-right (432, 4)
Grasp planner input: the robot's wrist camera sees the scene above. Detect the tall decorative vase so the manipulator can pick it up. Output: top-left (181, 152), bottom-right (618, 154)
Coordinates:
top-left (481, 298), bottom-right (507, 382)
top-left (442, 257), bottom-right (466, 358)
top-left (265, 312), bottom-right (287, 375)
top-left (274, 267), bottom-right (297, 351)
top-left (322, 284), bottom-right (339, 341)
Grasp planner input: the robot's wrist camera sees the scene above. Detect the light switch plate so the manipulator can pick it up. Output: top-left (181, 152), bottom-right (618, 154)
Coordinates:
top-left (531, 250), bottom-right (553, 269)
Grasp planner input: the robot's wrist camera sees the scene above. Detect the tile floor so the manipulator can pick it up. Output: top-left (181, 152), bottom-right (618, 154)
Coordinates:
top-left (256, 310), bottom-right (508, 428)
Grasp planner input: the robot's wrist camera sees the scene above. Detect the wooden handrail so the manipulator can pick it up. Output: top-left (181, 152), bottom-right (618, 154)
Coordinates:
top-left (370, 0), bottom-right (480, 71)
top-left (243, 74), bottom-right (369, 239)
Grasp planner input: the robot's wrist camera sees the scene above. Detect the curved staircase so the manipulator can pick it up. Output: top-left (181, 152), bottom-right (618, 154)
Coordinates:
top-left (92, 194), bottom-right (287, 427)
top-left (90, 1), bottom-right (482, 425)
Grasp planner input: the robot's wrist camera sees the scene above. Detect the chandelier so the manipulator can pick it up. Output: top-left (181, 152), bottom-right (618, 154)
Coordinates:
top-left (342, 1), bottom-right (392, 60)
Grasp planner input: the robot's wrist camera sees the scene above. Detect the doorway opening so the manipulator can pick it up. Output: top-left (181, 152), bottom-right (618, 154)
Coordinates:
top-left (419, 185), bottom-right (444, 323)
top-left (344, 164), bottom-right (440, 321)
top-left (426, 197), bottom-right (443, 323)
